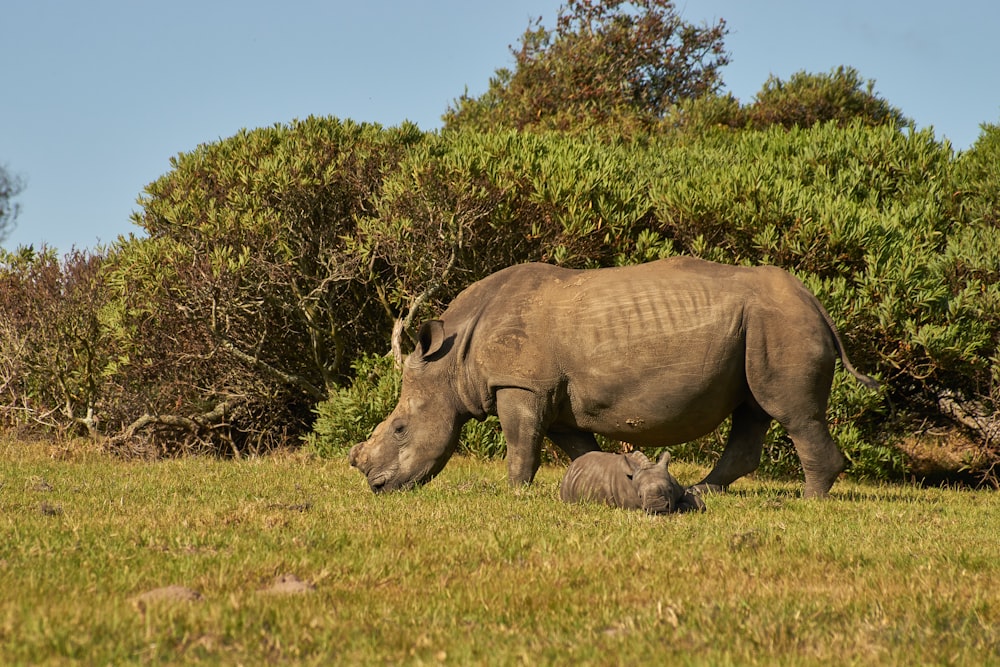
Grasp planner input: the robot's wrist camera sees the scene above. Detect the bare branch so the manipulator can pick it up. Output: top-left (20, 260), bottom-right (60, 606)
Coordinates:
top-left (937, 389), bottom-right (1000, 446)
top-left (216, 336), bottom-right (325, 401)
top-left (109, 398), bottom-right (242, 452)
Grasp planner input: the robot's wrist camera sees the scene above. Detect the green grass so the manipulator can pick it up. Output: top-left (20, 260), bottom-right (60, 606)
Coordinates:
top-left (1, 437), bottom-right (998, 665)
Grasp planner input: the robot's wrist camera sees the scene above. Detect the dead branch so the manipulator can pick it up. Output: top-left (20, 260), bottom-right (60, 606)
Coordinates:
top-left (391, 318), bottom-right (405, 369)
top-left (109, 398), bottom-right (241, 452)
top-left (393, 243), bottom-right (460, 361)
top-left (216, 336), bottom-right (325, 401)
top-left (937, 389), bottom-right (1000, 446)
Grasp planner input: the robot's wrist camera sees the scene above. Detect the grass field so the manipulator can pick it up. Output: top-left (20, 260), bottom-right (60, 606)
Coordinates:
top-left (1, 437), bottom-right (998, 665)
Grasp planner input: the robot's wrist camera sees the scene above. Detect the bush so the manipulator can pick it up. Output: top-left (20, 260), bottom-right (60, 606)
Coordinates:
top-left (444, 0), bottom-right (729, 134)
top-left (0, 247), bottom-right (111, 436)
top-left (746, 66), bottom-right (908, 130)
top-left (307, 354), bottom-right (401, 458)
top-left (6, 110), bottom-right (995, 483)
top-left (307, 353), bottom-right (509, 460)
top-left (101, 117), bottom-right (424, 455)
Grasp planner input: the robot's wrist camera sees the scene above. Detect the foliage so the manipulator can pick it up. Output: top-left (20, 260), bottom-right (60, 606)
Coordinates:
top-left (746, 66), bottom-right (909, 130)
top-left (0, 247), bottom-right (111, 436)
top-left (355, 130), bottom-right (653, 332)
top-left (443, 0), bottom-right (729, 133)
top-left (3, 439), bottom-right (999, 664)
top-left (307, 354), bottom-right (402, 457)
top-left (308, 353), bottom-right (510, 460)
top-left (95, 117), bottom-right (423, 454)
top-left (954, 122), bottom-right (1000, 228)
top-left (4, 109), bottom-right (998, 482)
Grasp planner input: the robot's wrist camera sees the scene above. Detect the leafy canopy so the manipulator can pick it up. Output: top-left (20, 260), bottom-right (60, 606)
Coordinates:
top-left (444, 0), bottom-right (729, 133)
top-left (747, 66), bottom-right (909, 130)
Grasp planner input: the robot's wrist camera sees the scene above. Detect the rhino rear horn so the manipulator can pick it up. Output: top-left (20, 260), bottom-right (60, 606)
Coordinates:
top-left (417, 320), bottom-right (447, 360)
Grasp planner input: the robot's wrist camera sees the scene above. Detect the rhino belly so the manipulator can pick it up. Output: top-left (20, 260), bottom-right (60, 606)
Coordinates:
top-left (553, 318), bottom-right (750, 444)
top-left (545, 266), bottom-right (751, 444)
top-left (559, 364), bottom-right (749, 445)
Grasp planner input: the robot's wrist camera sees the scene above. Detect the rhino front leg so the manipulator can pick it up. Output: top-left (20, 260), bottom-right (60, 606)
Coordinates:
top-left (496, 388), bottom-right (548, 486)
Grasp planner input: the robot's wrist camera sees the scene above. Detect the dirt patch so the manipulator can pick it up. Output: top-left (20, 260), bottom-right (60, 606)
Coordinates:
top-left (38, 501), bottom-right (62, 516)
top-left (131, 585), bottom-right (202, 612)
top-left (897, 428), bottom-right (999, 487)
top-left (260, 573), bottom-right (315, 595)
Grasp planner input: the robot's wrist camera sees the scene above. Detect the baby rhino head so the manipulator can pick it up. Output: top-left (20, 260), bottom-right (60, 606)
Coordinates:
top-left (627, 451), bottom-right (706, 514)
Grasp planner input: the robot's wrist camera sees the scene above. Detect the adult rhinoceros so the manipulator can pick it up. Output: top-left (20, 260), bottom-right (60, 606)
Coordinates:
top-left (349, 257), bottom-right (878, 498)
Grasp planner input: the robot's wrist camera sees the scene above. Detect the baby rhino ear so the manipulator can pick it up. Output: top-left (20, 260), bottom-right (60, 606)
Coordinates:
top-left (623, 451), bottom-right (651, 475)
top-left (657, 450), bottom-right (671, 467)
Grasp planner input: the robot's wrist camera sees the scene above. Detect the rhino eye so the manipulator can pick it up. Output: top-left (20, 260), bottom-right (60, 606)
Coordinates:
top-left (391, 419), bottom-right (407, 436)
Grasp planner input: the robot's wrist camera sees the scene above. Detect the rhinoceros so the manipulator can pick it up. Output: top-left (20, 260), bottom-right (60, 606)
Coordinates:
top-left (349, 257), bottom-right (878, 498)
top-left (560, 450), bottom-right (706, 514)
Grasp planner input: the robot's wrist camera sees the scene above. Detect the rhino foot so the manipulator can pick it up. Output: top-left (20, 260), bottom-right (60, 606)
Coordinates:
top-left (688, 482), bottom-right (726, 496)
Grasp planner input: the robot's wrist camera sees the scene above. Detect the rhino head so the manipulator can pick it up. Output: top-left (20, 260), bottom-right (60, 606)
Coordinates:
top-left (628, 451), bottom-right (706, 514)
top-left (348, 321), bottom-right (465, 493)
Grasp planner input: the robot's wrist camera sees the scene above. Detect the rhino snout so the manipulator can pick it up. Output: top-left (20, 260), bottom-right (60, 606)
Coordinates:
top-left (641, 495), bottom-right (673, 515)
top-left (348, 442), bottom-right (369, 472)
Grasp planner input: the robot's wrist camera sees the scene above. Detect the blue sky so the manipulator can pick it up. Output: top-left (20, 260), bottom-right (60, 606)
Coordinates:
top-left (3, 1), bottom-right (998, 252)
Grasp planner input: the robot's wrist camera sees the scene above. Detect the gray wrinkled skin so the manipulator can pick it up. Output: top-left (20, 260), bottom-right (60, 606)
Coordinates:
top-left (349, 257), bottom-right (878, 497)
top-left (559, 451), bottom-right (706, 514)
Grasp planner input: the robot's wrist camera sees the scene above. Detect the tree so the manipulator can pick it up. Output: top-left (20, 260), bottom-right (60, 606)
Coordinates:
top-left (443, 0), bottom-right (729, 133)
top-left (0, 165), bottom-right (25, 242)
top-left (747, 66), bottom-right (908, 130)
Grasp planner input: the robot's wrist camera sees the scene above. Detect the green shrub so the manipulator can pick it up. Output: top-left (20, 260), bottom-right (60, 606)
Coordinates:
top-left (746, 66), bottom-right (908, 130)
top-left (307, 353), bottom-right (508, 460)
top-left (306, 354), bottom-right (401, 458)
top-left (100, 117), bottom-right (424, 454)
top-left (7, 108), bottom-right (994, 484)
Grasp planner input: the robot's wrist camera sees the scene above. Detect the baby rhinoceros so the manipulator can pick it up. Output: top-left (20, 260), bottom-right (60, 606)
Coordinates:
top-left (560, 451), bottom-right (705, 514)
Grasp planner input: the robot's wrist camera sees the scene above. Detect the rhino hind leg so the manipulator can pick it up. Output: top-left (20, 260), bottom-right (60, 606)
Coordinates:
top-left (747, 335), bottom-right (844, 498)
top-left (547, 427), bottom-right (601, 460)
top-left (782, 417), bottom-right (845, 499)
top-left (693, 401), bottom-right (771, 494)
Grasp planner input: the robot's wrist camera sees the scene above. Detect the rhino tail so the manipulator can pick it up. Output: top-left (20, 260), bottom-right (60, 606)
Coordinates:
top-left (807, 290), bottom-right (880, 391)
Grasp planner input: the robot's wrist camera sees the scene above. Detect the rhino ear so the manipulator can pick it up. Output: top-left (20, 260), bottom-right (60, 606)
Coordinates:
top-left (657, 450), bottom-right (671, 467)
top-left (417, 320), bottom-right (447, 360)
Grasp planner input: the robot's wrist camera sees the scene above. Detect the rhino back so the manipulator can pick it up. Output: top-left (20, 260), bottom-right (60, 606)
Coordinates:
top-left (473, 259), bottom-right (754, 442)
top-left (439, 257), bottom-right (828, 445)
